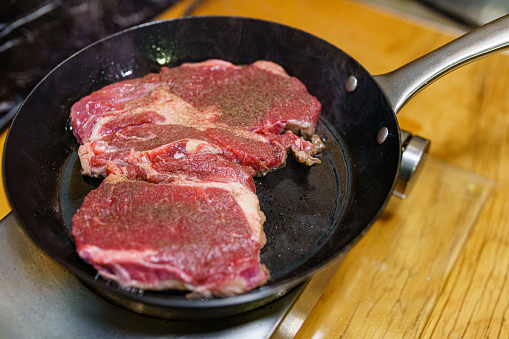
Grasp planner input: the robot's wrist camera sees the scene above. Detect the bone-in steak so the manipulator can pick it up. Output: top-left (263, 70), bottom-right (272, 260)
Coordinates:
top-left (70, 60), bottom-right (323, 297)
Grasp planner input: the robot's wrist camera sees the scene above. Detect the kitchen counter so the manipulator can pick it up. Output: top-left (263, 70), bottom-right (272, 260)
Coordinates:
top-left (2, 0), bottom-right (509, 337)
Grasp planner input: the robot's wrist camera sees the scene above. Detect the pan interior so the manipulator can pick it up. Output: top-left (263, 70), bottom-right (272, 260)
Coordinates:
top-left (4, 17), bottom-right (399, 312)
top-left (59, 116), bottom-right (350, 285)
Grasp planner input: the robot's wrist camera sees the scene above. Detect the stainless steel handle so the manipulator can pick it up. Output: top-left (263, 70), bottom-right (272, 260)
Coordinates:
top-left (373, 14), bottom-right (509, 113)
top-left (392, 130), bottom-right (430, 199)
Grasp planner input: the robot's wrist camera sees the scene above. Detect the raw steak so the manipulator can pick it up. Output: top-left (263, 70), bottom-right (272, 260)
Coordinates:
top-left (72, 158), bottom-right (268, 298)
top-left (71, 87), bottom-right (214, 145)
top-left (119, 153), bottom-right (257, 194)
top-left (71, 59), bottom-right (321, 144)
top-left (158, 60), bottom-right (322, 135)
top-left (77, 124), bottom-right (237, 177)
top-left (79, 123), bottom-right (319, 177)
top-left (71, 59), bottom-right (323, 296)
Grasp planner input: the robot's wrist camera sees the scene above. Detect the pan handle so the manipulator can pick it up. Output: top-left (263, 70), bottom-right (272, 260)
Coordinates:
top-left (373, 14), bottom-right (509, 114)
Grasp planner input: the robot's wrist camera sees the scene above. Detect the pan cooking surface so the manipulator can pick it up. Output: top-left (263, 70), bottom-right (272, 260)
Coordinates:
top-left (59, 116), bottom-right (350, 288)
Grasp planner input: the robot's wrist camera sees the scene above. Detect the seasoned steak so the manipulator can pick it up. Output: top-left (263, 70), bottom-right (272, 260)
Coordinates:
top-left (71, 60), bottom-right (321, 144)
top-left (158, 60), bottom-right (322, 135)
top-left (115, 154), bottom-right (258, 196)
top-left (78, 124), bottom-right (237, 177)
top-left (70, 60), bottom-right (323, 297)
top-left (79, 123), bottom-right (319, 177)
top-left (72, 159), bottom-right (268, 298)
top-left (70, 60), bottom-right (322, 173)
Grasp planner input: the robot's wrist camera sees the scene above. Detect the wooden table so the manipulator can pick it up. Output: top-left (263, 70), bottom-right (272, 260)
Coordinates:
top-left (157, 1), bottom-right (509, 337)
top-left (1, 0), bottom-right (508, 337)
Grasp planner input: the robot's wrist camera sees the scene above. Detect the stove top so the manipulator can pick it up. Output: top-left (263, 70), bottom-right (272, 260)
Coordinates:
top-left (0, 211), bottom-right (307, 337)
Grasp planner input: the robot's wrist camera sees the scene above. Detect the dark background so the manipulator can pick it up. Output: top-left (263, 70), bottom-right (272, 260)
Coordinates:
top-left (0, 0), bottom-right (179, 123)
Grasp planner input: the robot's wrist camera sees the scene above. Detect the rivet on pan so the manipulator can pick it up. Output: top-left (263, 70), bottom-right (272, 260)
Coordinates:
top-left (65, 117), bottom-right (73, 135)
top-left (345, 75), bottom-right (358, 93)
top-left (377, 127), bottom-right (389, 144)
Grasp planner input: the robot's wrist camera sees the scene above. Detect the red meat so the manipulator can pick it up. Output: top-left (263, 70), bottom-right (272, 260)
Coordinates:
top-left (72, 159), bottom-right (268, 298)
top-left (70, 60), bottom-right (323, 297)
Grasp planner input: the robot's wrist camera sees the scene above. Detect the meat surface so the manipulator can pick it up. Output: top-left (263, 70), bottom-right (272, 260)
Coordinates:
top-left (158, 60), bottom-right (322, 135)
top-left (71, 59), bottom-right (321, 146)
top-left (72, 159), bottom-right (268, 298)
top-left (114, 154), bottom-right (257, 196)
top-left (78, 124), bottom-right (237, 177)
top-left (70, 59), bottom-right (323, 297)
top-left (79, 123), bottom-right (319, 177)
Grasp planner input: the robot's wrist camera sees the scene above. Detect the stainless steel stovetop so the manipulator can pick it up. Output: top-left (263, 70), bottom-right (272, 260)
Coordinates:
top-left (0, 212), bottom-right (307, 338)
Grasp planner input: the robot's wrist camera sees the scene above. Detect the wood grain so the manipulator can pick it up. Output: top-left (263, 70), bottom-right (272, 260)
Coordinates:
top-left (0, 128), bottom-right (10, 219)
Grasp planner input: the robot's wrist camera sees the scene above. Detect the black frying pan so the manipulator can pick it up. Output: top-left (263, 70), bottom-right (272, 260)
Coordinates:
top-left (4, 16), bottom-right (509, 320)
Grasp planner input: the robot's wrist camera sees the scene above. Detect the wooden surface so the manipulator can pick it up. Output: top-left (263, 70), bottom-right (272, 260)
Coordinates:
top-left (284, 156), bottom-right (493, 338)
top-left (0, 128), bottom-right (9, 219)
top-left (1, 0), bottom-right (508, 337)
top-left (157, 0), bottom-right (509, 337)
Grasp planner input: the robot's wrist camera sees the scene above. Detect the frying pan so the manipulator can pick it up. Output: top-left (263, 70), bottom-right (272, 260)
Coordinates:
top-left (4, 15), bottom-right (509, 320)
